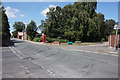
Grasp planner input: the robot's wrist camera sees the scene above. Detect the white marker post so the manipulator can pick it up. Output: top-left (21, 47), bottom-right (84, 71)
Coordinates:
top-left (114, 24), bottom-right (120, 51)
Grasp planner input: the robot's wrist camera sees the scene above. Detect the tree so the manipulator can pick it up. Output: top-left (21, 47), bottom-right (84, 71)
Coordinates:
top-left (13, 22), bottom-right (25, 32)
top-left (12, 31), bottom-right (18, 38)
top-left (104, 19), bottom-right (116, 36)
top-left (1, 5), bottom-right (11, 45)
top-left (39, 2), bottom-right (116, 42)
top-left (26, 20), bottom-right (37, 40)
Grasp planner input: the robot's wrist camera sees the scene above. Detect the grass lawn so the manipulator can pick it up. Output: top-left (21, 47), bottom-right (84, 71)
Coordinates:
top-left (60, 42), bottom-right (101, 46)
top-left (44, 41), bottom-right (107, 46)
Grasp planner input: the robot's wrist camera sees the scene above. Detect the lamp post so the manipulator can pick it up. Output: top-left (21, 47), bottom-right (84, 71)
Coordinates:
top-left (114, 24), bottom-right (120, 51)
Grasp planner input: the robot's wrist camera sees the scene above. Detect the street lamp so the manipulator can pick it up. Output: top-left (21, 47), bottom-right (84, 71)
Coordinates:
top-left (114, 24), bottom-right (120, 51)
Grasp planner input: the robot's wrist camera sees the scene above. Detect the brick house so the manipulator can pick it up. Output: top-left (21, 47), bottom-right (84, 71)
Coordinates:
top-left (17, 32), bottom-right (27, 40)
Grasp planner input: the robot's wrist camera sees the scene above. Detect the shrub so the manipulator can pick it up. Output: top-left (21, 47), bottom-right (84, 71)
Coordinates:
top-left (46, 37), bottom-right (68, 43)
top-left (33, 37), bottom-right (42, 42)
top-left (102, 38), bottom-right (105, 41)
top-left (12, 31), bottom-right (18, 38)
top-left (27, 35), bottom-right (32, 40)
top-left (75, 41), bottom-right (81, 43)
top-left (105, 36), bottom-right (108, 41)
top-left (35, 33), bottom-right (42, 38)
top-left (46, 37), bottom-right (54, 43)
top-left (100, 38), bottom-right (105, 43)
top-left (59, 39), bottom-right (68, 43)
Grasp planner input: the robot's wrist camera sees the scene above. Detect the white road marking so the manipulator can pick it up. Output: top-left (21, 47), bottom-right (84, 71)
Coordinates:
top-left (32, 61), bottom-right (56, 76)
top-left (9, 45), bottom-right (57, 76)
top-left (9, 46), bottom-right (23, 59)
top-left (20, 65), bottom-right (37, 78)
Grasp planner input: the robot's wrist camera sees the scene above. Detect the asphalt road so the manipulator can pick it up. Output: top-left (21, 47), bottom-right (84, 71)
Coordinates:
top-left (2, 38), bottom-right (118, 78)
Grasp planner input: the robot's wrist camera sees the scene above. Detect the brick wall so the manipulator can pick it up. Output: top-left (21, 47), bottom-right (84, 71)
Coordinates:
top-left (23, 32), bottom-right (27, 40)
top-left (17, 32), bottom-right (27, 40)
top-left (109, 35), bottom-right (120, 48)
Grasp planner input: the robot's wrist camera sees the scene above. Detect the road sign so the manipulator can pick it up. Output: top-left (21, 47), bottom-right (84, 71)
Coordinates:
top-left (114, 24), bottom-right (120, 30)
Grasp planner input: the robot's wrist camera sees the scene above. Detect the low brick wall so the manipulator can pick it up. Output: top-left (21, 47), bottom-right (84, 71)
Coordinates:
top-left (109, 35), bottom-right (120, 48)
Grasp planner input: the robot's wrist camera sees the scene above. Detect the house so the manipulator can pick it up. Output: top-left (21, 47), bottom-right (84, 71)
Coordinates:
top-left (17, 32), bottom-right (27, 40)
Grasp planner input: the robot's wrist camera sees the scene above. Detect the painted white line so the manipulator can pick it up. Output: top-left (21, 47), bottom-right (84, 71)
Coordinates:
top-left (9, 46), bottom-right (23, 59)
top-left (32, 61), bottom-right (56, 76)
top-left (17, 51), bottom-right (20, 53)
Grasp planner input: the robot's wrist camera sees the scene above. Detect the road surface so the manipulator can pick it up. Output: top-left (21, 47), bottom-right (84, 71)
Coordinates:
top-left (2, 38), bottom-right (118, 78)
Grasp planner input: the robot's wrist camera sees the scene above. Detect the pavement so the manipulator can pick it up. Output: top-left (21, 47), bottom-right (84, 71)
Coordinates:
top-left (2, 38), bottom-right (118, 78)
top-left (55, 42), bottom-right (119, 55)
top-left (26, 39), bottom-right (119, 55)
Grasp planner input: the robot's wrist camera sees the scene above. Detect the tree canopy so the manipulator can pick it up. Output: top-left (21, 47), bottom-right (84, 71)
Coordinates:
top-left (26, 20), bottom-right (38, 40)
top-left (1, 5), bottom-right (11, 44)
top-left (13, 22), bottom-right (25, 32)
top-left (39, 2), bottom-right (116, 42)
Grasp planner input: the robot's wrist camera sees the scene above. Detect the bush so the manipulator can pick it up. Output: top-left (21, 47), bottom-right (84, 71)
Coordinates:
top-left (100, 38), bottom-right (105, 43)
top-left (105, 36), bottom-right (108, 41)
top-left (12, 31), bottom-right (18, 38)
top-left (27, 35), bottom-right (32, 40)
top-left (75, 41), bottom-right (81, 43)
top-left (35, 33), bottom-right (42, 38)
top-left (59, 39), bottom-right (68, 43)
top-left (102, 38), bottom-right (105, 41)
top-left (46, 37), bottom-right (54, 43)
top-left (33, 37), bottom-right (42, 42)
top-left (46, 37), bottom-right (68, 43)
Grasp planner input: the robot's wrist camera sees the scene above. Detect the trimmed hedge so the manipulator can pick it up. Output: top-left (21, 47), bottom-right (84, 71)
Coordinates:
top-left (33, 37), bottom-right (68, 43)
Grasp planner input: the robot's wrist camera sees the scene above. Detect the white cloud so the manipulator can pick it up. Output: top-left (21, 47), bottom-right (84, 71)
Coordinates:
top-left (13, 8), bottom-right (20, 12)
top-left (5, 7), bottom-right (20, 18)
top-left (41, 8), bottom-right (49, 17)
top-left (20, 14), bottom-right (25, 17)
top-left (41, 5), bottom-right (56, 17)
top-left (49, 5), bottom-right (56, 8)
top-left (5, 7), bottom-right (11, 11)
top-left (23, 22), bottom-right (27, 25)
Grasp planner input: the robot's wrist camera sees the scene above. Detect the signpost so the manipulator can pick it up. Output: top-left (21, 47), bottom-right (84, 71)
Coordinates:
top-left (114, 24), bottom-right (120, 51)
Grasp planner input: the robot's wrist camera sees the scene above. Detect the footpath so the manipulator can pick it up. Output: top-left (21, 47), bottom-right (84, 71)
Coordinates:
top-left (56, 42), bottom-right (119, 55)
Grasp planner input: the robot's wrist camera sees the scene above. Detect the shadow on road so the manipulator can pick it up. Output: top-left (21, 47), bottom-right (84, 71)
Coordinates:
top-left (11, 39), bottom-right (24, 47)
top-left (1, 39), bottom-right (24, 47)
top-left (12, 39), bottom-right (24, 43)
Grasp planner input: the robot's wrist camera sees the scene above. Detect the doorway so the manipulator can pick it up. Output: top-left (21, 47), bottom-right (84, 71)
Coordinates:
top-left (19, 36), bottom-right (22, 39)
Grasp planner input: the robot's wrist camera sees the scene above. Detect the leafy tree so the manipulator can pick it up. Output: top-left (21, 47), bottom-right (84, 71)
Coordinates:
top-left (39, 2), bottom-right (116, 42)
top-left (13, 22), bottom-right (25, 32)
top-left (104, 19), bottom-right (116, 36)
top-left (26, 20), bottom-right (37, 40)
top-left (1, 5), bottom-right (11, 45)
top-left (12, 31), bottom-right (18, 38)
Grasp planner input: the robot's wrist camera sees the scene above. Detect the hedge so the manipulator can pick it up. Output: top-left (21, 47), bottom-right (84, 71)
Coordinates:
top-left (33, 37), bottom-right (42, 42)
